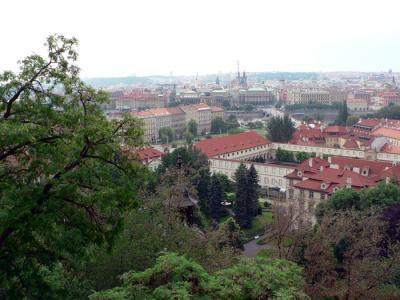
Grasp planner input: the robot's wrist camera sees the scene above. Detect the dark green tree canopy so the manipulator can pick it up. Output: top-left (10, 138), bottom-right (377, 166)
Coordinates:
top-left (90, 252), bottom-right (309, 300)
top-left (267, 114), bottom-right (295, 142)
top-left (0, 35), bottom-right (146, 298)
top-left (211, 116), bottom-right (226, 134)
top-left (188, 119), bottom-right (198, 136)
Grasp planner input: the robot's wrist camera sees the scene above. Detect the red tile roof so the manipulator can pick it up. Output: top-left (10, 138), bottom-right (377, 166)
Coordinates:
top-left (329, 156), bottom-right (392, 176)
top-left (382, 143), bottom-right (400, 154)
top-left (193, 131), bottom-right (270, 158)
top-left (294, 168), bottom-right (374, 194)
top-left (356, 118), bottom-right (380, 128)
top-left (286, 157), bottom-right (329, 179)
top-left (342, 139), bottom-right (360, 149)
top-left (137, 147), bottom-right (164, 161)
top-left (372, 127), bottom-right (400, 140)
top-left (324, 125), bottom-right (347, 134)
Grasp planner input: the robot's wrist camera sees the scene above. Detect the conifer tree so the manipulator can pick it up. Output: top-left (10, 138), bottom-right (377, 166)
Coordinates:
top-left (233, 163), bottom-right (251, 228)
top-left (209, 173), bottom-right (224, 221)
top-left (197, 168), bottom-right (211, 215)
top-left (247, 164), bottom-right (260, 217)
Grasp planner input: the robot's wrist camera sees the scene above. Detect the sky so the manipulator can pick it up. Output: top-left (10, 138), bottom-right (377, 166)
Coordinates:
top-left (1, 0), bottom-right (400, 77)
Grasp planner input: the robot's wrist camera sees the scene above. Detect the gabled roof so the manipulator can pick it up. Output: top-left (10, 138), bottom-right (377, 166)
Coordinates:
top-left (355, 118), bottom-right (380, 128)
top-left (137, 147), bottom-right (164, 161)
top-left (294, 168), bottom-right (375, 194)
top-left (329, 156), bottom-right (392, 176)
top-left (324, 125), bottom-right (347, 134)
top-left (193, 131), bottom-right (270, 158)
top-left (372, 127), bottom-right (400, 140)
top-left (382, 143), bottom-right (400, 154)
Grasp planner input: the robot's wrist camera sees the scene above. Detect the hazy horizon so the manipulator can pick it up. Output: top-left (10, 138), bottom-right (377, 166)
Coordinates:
top-left (2, 0), bottom-right (400, 77)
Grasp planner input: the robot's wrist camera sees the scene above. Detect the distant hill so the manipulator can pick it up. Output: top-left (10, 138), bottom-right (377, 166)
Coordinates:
top-left (84, 76), bottom-right (151, 87)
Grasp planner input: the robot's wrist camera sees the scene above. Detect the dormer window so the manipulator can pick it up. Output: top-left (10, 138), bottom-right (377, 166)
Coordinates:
top-left (321, 182), bottom-right (327, 190)
top-left (297, 170), bottom-right (303, 177)
top-left (333, 187), bottom-right (339, 193)
top-left (361, 168), bottom-right (368, 176)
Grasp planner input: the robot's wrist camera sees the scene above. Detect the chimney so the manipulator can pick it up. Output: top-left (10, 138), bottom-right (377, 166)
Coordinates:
top-left (346, 177), bottom-right (352, 188)
top-left (328, 156), bottom-right (332, 164)
top-left (320, 165), bottom-right (324, 172)
top-left (309, 158), bottom-right (313, 168)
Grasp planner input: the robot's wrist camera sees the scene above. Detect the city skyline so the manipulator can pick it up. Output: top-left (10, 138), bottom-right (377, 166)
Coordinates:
top-left (1, 0), bottom-right (400, 77)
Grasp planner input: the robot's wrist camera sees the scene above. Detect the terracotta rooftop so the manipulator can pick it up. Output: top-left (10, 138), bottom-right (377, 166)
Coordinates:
top-left (372, 127), bottom-right (400, 140)
top-left (137, 147), bottom-right (165, 161)
top-left (329, 156), bottom-right (392, 176)
top-left (355, 118), bottom-right (380, 128)
top-left (193, 131), bottom-right (270, 158)
top-left (324, 125), bottom-right (347, 134)
top-left (382, 143), bottom-right (400, 154)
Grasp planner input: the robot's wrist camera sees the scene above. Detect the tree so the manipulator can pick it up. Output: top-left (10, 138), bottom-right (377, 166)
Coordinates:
top-left (316, 183), bottom-right (400, 222)
top-left (375, 104), bottom-right (400, 120)
top-left (188, 119), bottom-right (198, 136)
top-left (346, 115), bottom-right (359, 126)
top-left (90, 252), bottom-right (309, 300)
top-left (208, 173), bottom-right (224, 221)
top-left (158, 127), bottom-right (175, 144)
top-left (233, 163), bottom-right (252, 228)
top-left (247, 164), bottom-right (260, 217)
top-left (296, 151), bottom-right (312, 163)
top-left (197, 167), bottom-right (211, 215)
top-left (334, 101), bottom-right (349, 126)
top-left (211, 116), bottom-right (226, 134)
top-left (184, 131), bottom-right (194, 145)
top-left (0, 35), bottom-right (146, 298)
top-left (267, 114), bottom-right (295, 142)
top-left (302, 209), bottom-right (400, 299)
top-left (215, 217), bottom-right (244, 250)
top-left (225, 114), bottom-right (240, 130)
top-left (276, 147), bottom-right (295, 162)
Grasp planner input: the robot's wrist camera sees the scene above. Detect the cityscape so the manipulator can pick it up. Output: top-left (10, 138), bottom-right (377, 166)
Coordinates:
top-left (2, 0), bottom-right (400, 299)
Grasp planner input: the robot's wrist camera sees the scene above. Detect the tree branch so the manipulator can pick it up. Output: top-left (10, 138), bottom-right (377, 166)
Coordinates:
top-left (3, 60), bottom-right (52, 119)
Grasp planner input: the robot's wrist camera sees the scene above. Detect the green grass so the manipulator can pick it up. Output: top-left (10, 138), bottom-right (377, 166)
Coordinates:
top-left (243, 210), bottom-right (274, 241)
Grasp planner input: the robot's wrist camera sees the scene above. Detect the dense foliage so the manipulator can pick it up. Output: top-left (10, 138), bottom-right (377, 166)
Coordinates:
top-left (188, 119), bottom-right (198, 136)
top-left (158, 127), bottom-right (175, 143)
top-left (334, 101), bottom-right (349, 126)
top-left (374, 103), bottom-right (400, 119)
top-left (233, 163), bottom-right (260, 229)
top-left (275, 148), bottom-right (315, 163)
top-left (90, 252), bottom-right (309, 300)
top-left (0, 35), bottom-right (146, 298)
top-left (267, 114), bottom-right (295, 142)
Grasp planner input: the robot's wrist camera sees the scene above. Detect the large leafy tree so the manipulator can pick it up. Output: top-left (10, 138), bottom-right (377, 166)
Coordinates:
top-left (0, 35), bottom-right (145, 298)
top-left (90, 252), bottom-right (309, 300)
top-left (188, 119), bottom-right (198, 137)
top-left (303, 209), bottom-right (400, 299)
top-left (211, 116), bottom-right (226, 134)
top-left (267, 114), bottom-right (295, 142)
top-left (158, 127), bottom-right (175, 143)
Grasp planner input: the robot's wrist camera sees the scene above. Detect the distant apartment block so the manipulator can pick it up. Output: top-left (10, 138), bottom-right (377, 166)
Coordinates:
top-left (131, 103), bottom-right (212, 142)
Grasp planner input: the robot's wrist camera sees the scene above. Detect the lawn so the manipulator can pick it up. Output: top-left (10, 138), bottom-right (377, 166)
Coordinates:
top-left (243, 209), bottom-right (274, 241)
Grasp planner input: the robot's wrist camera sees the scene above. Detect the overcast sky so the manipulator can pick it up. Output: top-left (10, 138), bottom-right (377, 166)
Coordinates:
top-left (1, 0), bottom-right (400, 77)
